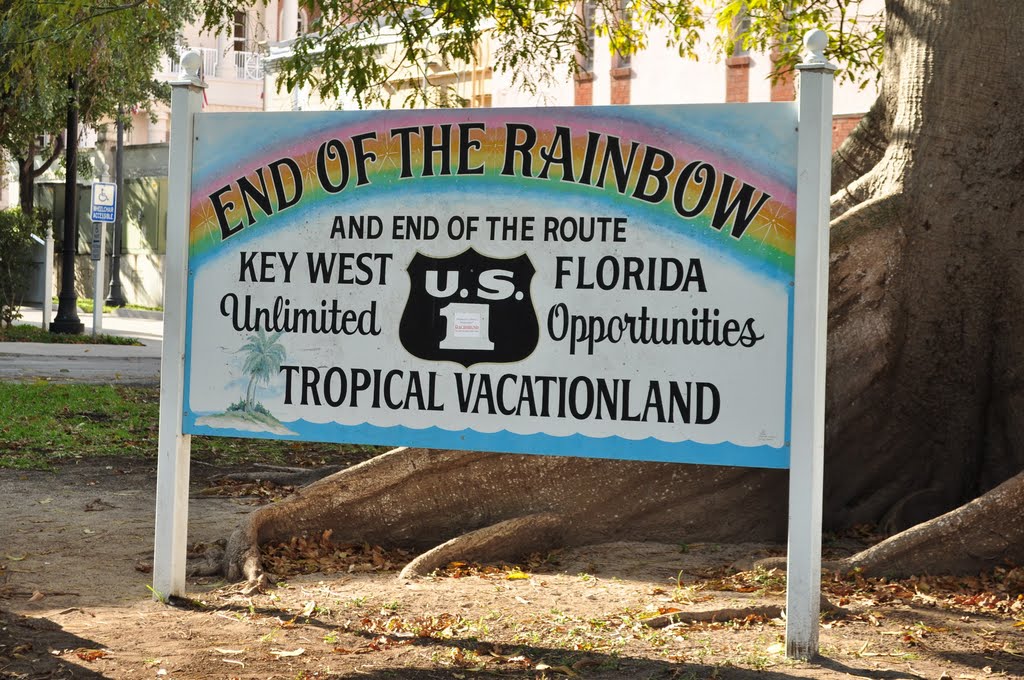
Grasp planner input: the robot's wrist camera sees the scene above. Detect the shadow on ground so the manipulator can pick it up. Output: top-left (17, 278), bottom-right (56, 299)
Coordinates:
top-left (0, 608), bottom-right (107, 679)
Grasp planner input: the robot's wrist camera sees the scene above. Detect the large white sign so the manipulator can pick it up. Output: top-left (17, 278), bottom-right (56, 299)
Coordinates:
top-left (183, 105), bottom-right (797, 468)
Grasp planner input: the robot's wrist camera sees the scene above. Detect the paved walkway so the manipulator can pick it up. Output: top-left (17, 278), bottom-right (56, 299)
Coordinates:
top-left (0, 305), bottom-right (163, 385)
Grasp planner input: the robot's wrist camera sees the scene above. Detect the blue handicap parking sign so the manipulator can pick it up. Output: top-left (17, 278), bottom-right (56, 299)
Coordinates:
top-left (90, 182), bottom-right (117, 223)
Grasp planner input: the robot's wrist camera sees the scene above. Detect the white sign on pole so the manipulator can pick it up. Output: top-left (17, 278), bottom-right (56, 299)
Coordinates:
top-left (90, 182), bottom-right (117, 223)
top-left (155, 36), bottom-right (835, 660)
top-left (91, 222), bottom-right (105, 335)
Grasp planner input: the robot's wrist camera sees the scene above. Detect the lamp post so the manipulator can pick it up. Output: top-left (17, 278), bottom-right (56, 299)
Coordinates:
top-left (50, 74), bottom-right (84, 335)
top-left (106, 107), bottom-right (126, 307)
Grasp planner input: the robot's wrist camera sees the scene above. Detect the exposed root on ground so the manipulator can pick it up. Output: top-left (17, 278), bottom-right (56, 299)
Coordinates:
top-left (185, 540), bottom-right (226, 578)
top-left (642, 596), bottom-right (844, 629)
top-left (221, 447), bottom-right (787, 585)
top-left (216, 464), bottom-right (344, 487)
top-left (834, 470), bottom-right (1024, 578)
top-left (750, 471), bottom-right (1024, 580)
top-left (398, 512), bottom-right (564, 579)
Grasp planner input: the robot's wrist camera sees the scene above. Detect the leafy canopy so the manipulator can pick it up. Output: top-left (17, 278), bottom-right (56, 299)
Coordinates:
top-left (203, 0), bottom-right (883, 108)
top-left (0, 0), bottom-right (194, 158)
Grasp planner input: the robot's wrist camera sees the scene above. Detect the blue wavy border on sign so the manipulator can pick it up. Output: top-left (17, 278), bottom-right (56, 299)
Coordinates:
top-left (182, 414), bottom-right (789, 469)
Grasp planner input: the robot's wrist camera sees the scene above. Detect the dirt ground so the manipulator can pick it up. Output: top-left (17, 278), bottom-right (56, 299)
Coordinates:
top-left (1, 459), bottom-right (1022, 680)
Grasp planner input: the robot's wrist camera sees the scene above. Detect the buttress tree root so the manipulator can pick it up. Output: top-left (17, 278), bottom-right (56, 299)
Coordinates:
top-left (833, 470), bottom-right (1024, 578)
top-left (223, 447), bottom-right (788, 583)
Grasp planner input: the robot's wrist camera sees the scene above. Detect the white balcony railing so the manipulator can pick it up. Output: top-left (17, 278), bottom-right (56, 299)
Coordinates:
top-left (235, 51), bottom-right (264, 80)
top-left (162, 46), bottom-right (219, 78)
top-left (161, 46), bottom-right (263, 81)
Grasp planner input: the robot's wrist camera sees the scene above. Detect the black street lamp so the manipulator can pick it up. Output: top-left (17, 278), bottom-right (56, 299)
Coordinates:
top-left (51, 75), bottom-right (84, 335)
top-left (106, 108), bottom-right (126, 307)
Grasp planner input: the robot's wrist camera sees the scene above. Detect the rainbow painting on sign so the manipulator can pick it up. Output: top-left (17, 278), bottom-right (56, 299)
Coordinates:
top-left (182, 104), bottom-right (797, 469)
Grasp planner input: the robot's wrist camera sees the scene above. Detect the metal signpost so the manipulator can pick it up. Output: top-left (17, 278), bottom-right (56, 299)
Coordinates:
top-left (89, 182), bottom-right (116, 335)
top-left (29, 229), bottom-right (54, 330)
top-left (155, 35), bottom-right (834, 660)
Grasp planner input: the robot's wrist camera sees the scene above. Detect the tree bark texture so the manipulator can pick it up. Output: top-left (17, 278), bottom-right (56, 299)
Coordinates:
top-left (225, 448), bottom-right (788, 581)
top-left (224, 0), bottom-right (1024, 580)
top-left (824, 0), bottom-right (1024, 535)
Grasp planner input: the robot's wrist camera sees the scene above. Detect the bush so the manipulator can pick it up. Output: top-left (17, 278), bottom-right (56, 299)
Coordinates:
top-left (225, 399), bottom-right (272, 416)
top-left (0, 209), bottom-right (42, 329)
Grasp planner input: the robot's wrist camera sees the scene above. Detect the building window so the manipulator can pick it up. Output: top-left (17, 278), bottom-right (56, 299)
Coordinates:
top-left (731, 9), bottom-right (751, 56)
top-left (297, 9), bottom-right (308, 36)
top-left (614, 0), bottom-right (631, 69)
top-left (580, 0), bottom-right (596, 73)
top-left (233, 11), bottom-right (248, 52)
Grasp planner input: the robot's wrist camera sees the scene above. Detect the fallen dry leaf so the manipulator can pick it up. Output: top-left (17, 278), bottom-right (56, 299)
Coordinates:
top-left (76, 649), bottom-right (107, 662)
top-left (535, 662), bottom-right (578, 677)
top-left (270, 648), bottom-right (305, 657)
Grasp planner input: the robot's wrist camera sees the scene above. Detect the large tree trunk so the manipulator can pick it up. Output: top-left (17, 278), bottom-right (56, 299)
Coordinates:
top-left (222, 0), bottom-right (1024, 581)
top-left (822, 0), bottom-right (1024, 536)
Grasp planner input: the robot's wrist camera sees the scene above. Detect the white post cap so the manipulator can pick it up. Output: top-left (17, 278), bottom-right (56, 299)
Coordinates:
top-left (175, 50), bottom-right (207, 87)
top-left (797, 29), bottom-right (838, 71)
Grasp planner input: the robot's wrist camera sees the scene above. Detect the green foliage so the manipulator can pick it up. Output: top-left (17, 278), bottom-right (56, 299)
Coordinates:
top-left (0, 209), bottom-right (42, 328)
top-left (0, 0), bottom-right (193, 187)
top-left (204, 0), bottom-right (883, 108)
top-left (0, 324), bottom-right (141, 345)
top-left (226, 399), bottom-right (273, 417)
top-left (240, 330), bottom-right (286, 411)
top-left (713, 0), bottom-right (884, 89)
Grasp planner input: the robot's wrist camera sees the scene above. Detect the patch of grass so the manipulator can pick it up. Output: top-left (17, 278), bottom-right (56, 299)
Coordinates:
top-left (0, 324), bottom-right (141, 345)
top-left (73, 299), bottom-right (110, 315)
top-left (0, 383), bottom-right (386, 470)
top-left (59, 297), bottom-right (162, 315)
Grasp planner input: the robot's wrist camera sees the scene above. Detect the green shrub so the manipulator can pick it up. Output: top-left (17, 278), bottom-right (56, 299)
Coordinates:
top-left (225, 399), bottom-right (272, 416)
top-left (0, 209), bottom-right (42, 328)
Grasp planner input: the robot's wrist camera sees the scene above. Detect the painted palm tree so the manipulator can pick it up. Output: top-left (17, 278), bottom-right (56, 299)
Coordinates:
top-left (239, 330), bottom-right (286, 413)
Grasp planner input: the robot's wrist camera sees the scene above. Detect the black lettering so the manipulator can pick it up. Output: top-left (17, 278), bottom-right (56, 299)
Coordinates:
top-left (632, 146), bottom-right (674, 203)
top-left (501, 123), bottom-right (537, 177)
top-left (211, 185), bottom-right (243, 239)
top-left (268, 157), bottom-right (303, 210)
top-left (711, 174), bottom-right (772, 239)
top-left (458, 122), bottom-right (486, 175)
top-left (316, 139), bottom-right (350, 193)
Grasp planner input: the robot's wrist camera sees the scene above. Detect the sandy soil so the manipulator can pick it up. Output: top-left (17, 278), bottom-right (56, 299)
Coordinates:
top-left (1, 460), bottom-right (1022, 679)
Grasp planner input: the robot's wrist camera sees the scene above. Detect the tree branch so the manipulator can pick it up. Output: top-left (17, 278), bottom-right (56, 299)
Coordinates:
top-left (32, 133), bottom-right (65, 179)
